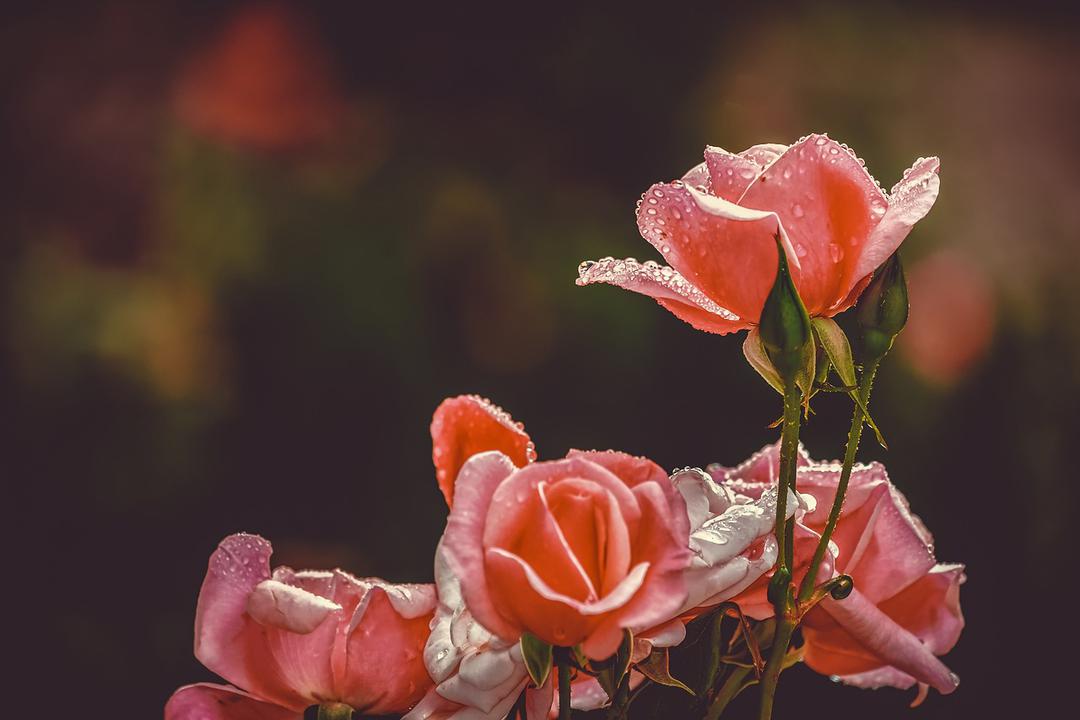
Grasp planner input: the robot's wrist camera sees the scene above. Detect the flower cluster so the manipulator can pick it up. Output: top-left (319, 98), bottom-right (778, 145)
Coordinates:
top-left (167, 135), bottom-right (963, 719)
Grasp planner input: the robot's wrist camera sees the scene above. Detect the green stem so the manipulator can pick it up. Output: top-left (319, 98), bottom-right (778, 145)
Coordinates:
top-left (698, 608), bottom-right (727, 700)
top-left (757, 380), bottom-right (803, 720)
top-left (558, 655), bottom-right (573, 720)
top-left (772, 380), bottom-right (803, 576)
top-left (605, 671), bottom-right (631, 720)
top-left (705, 665), bottom-right (754, 720)
top-left (755, 619), bottom-right (795, 720)
top-left (797, 360), bottom-right (879, 603)
top-left (316, 703), bottom-right (353, 720)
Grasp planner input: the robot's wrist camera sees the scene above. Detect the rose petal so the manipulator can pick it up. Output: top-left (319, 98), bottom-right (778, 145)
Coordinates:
top-left (442, 451), bottom-right (523, 642)
top-left (432, 395), bottom-right (534, 507)
top-left (194, 534), bottom-right (325, 710)
top-left (739, 143), bottom-right (788, 168)
top-left (165, 683), bottom-right (301, 720)
top-left (738, 134), bottom-right (888, 315)
top-left (704, 145), bottom-right (762, 202)
top-left (246, 579), bottom-right (341, 633)
top-left (825, 482), bottom-right (935, 603)
top-left (813, 588), bottom-right (960, 695)
top-left (340, 583), bottom-right (436, 713)
top-left (877, 564), bottom-right (965, 656)
top-left (575, 257), bottom-right (748, 335)
top-left (635, 181), bottom-right (797, 322)
top-left (853, 156), bottom-right (941, 281)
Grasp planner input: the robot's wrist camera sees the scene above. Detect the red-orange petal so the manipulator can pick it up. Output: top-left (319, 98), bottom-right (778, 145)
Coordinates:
top-left (431, 395), bottom-right (535, 507)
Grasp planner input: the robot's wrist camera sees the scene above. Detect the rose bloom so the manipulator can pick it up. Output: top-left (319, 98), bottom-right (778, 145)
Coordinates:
top-left (165, 534), bottom-right (437, 719)
top-left (708, 444), bottom-right (965, 704)
top-left (412, 397), bottom-right (691, 716)
top-left (414, 396), bottom-right (689, 718)
top-left (577, 135), bottom-right (940, 334)
top-left (442, 449), bottom-right (691, 660)
top-left (431, 397), bottom-right (692, 658)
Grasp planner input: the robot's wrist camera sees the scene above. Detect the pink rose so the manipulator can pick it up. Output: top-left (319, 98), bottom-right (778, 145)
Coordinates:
top-left (415, 395), bottom-right (690, 717)
top-left (165, 533), bottom-right (437, 718)
top-left (441, 447), bottom-right (692, 660)
top-left (577, 135), bottom-right (940, 334)
top-left (709, 444), bottom-right (965, 702)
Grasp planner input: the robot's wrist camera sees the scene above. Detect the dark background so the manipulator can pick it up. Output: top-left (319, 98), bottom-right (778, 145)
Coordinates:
top-left (4, 1), bottom-right (1077, 717)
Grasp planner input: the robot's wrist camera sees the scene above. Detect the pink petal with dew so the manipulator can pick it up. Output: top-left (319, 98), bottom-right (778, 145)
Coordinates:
top-left (338, 583), bottom-right (437, 714)
top-left (704, 145), bottom-right (763, 202)
top-left (853, 156), bottom-right (941, 281)
top-left (431, 395), bottom-right (534, 508)
top-left (575, 256), bottom-right (749, 335)
top-left (810, 479), bottom-right (935, 603)
top-left (442, 451), bottom-right (523, 642)
top-left (165, 683), bottom-right (301, 720)
top-left (739, 142), bottom-right (788, 168)
top-left (813, 588), bottom-right (960, 695)
top-left (194, 533), bottom-right (331, 710)
top-left (635, 181), bottom-right (797, 322)
top-left (738, 134), bottom-right (887, 315)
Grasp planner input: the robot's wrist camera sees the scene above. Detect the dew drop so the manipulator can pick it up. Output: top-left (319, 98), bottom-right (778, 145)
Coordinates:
top-left (782, 167), bottom-right (792, 180)
top-left (829, 243), bottom-right (844, 262)
top-left (815, 137), bottom-right (828, 146)
top-left (738, 167), bottom-right (756, 180)
top-left (791, 203), bottom-right (805, 218)
top-left (795, 243), bottom-right (808, 258)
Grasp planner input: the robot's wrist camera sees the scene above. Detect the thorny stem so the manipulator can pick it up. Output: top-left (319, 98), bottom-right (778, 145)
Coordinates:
top-left (797, 360), bottom-right (879, 603)
top-left (757, 379), bottom-right (803, 720)
top-left (705, 665), bottom-right (754, 720)
top-left (698, 608), bottom-right (727, 701)
top-left (605, 671), bottom-right (631, 720)
top-left (558, 655), bottom-right (573, 720)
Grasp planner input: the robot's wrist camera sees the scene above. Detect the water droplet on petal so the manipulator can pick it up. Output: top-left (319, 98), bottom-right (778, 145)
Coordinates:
top-left (829, 243), bottom-right (844, 262)
top-left (782, 168), bottom-right (792, 179)
top-left (791, 203), bottom-right (805, 218)
top-left (795, 243), bottom-right (808, 258)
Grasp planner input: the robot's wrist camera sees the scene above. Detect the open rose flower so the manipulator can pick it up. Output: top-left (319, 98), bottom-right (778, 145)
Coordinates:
top-left (709, 444), bottom-right (965, 703)
top-left (165, 533), bottom-right (437, 719)
top-left (416, 396), bottom-right (691, 718)
top-left (577, 135), bottom-right (940, 334)
top-left (432, 395), bottom-right (692, 662)
top-left (443, 449), bottom-right (691, 660)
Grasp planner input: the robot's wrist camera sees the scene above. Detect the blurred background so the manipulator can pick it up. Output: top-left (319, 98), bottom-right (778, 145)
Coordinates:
top-left (4, 1), bottom-right (1076, 716)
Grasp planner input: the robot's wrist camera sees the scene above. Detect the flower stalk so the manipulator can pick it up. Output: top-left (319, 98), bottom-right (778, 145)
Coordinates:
top-left (557, 653), bottom-right (573, 720)
top-left (756, 379), bottom-right (803, 720)
top-left (798, 360), bottom-right (878, 602)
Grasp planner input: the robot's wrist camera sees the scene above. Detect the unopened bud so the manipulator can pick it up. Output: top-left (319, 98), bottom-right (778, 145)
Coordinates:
top-left (856, 252), bottom-right (908, 363)
top-left (759, 234), bottom-right (814, 391)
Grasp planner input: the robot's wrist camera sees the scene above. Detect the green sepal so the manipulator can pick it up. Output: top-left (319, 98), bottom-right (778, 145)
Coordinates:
top-left (811, 317), bottom-right (856, 389)
top-left (636, 648), bottom-right (694, 695)
top-left (743, 329), bottom-right (784, 395)
top-left (758, 233), bottom-right (815, 397)
top-left (520, 632), bottom-right (553, 688)
top-left (595, 629), bottom-right (634, 701)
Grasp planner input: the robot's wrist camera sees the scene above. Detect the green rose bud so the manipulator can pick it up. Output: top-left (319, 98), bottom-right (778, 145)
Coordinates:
top-left (855, 252), bottom-right (909, 363)
top-left (759, 234), bottom-right (814, 394)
